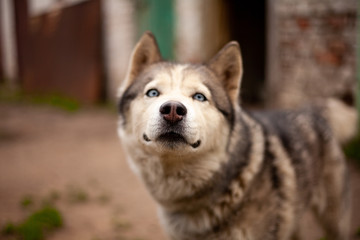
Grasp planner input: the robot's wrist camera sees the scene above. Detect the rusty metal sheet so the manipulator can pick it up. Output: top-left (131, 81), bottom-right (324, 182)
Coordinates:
top-left (15, 0), bottom-right (103, 104)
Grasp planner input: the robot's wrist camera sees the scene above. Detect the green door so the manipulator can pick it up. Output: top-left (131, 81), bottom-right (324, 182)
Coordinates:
top-left (136, 0), bottom-right (175, 60)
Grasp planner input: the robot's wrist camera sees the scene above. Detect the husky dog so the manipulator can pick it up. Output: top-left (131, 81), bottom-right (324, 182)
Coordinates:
top-left (117, 32), bottom-right (358, 240)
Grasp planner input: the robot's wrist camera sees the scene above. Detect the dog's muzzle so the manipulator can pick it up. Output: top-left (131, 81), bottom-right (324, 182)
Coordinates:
top-left (143, 101), bottom-right (201, 149)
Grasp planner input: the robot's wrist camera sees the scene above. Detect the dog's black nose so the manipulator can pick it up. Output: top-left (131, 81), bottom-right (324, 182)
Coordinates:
top-left (160, 101), bottom-right (187, 124)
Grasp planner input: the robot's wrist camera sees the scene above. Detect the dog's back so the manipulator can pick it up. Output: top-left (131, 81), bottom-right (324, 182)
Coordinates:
top-left (156, 101), bottom-right (354, 240)
top-left (247, 100), bottom-right (354, 239)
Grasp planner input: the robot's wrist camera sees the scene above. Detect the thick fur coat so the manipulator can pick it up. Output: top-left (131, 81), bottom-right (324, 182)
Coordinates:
top-left (118, 32), bottom-right (358, 240)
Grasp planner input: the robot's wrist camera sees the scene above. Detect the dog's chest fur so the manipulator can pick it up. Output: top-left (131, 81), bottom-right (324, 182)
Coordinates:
top-left (128, 106), bottom-right (335, 240)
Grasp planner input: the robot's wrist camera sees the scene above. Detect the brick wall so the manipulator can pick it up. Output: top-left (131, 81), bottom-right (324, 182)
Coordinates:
top-left (267, 0), bottom-right (357, 108)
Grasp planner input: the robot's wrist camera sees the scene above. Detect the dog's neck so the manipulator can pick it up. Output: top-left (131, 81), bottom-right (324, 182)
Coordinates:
top-left (133, 111), bottom-right (265, 209)
top-left (137, 145), bottom-right (230, 205)
top-left (130, 111), bottom-right (266, 238)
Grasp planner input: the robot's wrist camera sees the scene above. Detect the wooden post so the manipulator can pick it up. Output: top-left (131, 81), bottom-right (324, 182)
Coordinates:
top-left (13, 0), bottom-right (29, 86)
top-left (357, 0), bottom-right (360, 124)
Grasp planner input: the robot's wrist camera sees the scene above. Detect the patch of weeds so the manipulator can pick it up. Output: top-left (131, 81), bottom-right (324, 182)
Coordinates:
top-left (41, 190), bottom-right (61, 207)
top-left (344, 133), bottom-right (360, 164)
top-left (66, 185), bottom-right (89, 204)
top-left (1, 222), bottom-right (17, 235)
top-left (112, 218), bottom-right (132, 232)
top-left (0, 84), bottom-right (22, 103)
top-left (20, 195), bottom-right (34, 209)
top-left (1, 206), bottom-right (63, 240)
top-left (97, 192), bottom-right (112, 205)
top-left (29, 95), bottom-right (80, 112)
top-left (0, 85), bottom-right (80, 113)
top-left (356, 226), bottom-right (360, 238)
top-left (49, 190), bottom-right (61, 202)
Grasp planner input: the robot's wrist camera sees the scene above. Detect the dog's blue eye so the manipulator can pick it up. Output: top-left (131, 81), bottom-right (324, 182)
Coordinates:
top-left (193, 93), bottom-right (207, 102)
top-left (146, 89), bottom-right (160, 97)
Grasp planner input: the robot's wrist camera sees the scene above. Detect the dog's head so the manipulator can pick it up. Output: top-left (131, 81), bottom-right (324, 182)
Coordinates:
top-left (118, 32), bottom-right (243, 159)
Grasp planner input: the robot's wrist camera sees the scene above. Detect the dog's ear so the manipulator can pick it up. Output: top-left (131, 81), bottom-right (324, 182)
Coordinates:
top-left (122, 31), bottom-right (162, 89)
top-left (207, 42), bottom-right (243, 104)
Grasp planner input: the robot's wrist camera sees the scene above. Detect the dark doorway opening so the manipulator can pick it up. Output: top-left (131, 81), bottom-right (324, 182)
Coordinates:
top-left (225, 0), bottom-right (266, 106)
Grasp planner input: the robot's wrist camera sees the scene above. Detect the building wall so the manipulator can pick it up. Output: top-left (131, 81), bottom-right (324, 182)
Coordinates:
top-left (102, 0), bottom-right (135, 101)
top-left (175, 0), bottom-right (204, 62)
top-left (1, 0), bottom-right (17, 85)
top-left (267, 0), bottom-right (357, 108)
top-left (175, 0), bottom-right (229, 63)
top-left (28, 0), bottom-right (87, 16)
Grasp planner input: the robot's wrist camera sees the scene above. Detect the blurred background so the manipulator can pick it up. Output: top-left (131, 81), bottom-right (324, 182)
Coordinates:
top-left (0, 0), bottom-right (359, 240)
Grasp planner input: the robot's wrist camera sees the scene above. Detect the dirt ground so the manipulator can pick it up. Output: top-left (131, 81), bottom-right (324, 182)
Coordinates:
top-left (0, 102), bottom-right (359, 240)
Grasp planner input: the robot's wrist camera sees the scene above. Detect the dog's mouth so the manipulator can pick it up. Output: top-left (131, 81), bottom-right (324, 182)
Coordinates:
top-left (143, 132), bottom-right (201, 149)
top-left (158, 132), bottom-right (187, 143)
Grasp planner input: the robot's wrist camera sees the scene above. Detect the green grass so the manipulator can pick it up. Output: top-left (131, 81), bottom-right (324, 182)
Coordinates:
top-left (28, 95), bottom-right (80, 112)
top-left (1, 206), bottom-right (63, 240)
top-left (1, 222), bottom-right (17, 235)
top-left (1, 186), bottom-right (145, 240)
top-left (356, 227), bottom-right (360, 238)
top-left (344, 133), bottom-right (360, 164)
top-left (41, 190), bottom-right (61, 207)
top-left (66, 185), bottom-right (89, 204)
top-left (0, 85), bottom-right (80, 112)
top-left (20, 195), bottom-right (35, 209)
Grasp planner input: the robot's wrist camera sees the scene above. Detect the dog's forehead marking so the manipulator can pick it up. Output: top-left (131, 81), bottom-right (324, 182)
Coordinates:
top-left (147, 64), bottom-right (209, 95)
top-left (171, 64), bottom-right (188, 88)
top-left (158, 64), bottom-right (187, 89)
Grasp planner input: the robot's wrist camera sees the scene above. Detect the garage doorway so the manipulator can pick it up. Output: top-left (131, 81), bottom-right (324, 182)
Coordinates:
top-left (225, 0), bottom-right (266, 106)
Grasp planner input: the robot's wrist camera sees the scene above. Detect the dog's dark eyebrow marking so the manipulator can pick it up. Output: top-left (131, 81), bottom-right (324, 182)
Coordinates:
top-left (118, 88), bottom-right (136, 120)
top-left (118, 74), bottom-right (155, 124)
top-left (205, 83), bottom-right (235, 129)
